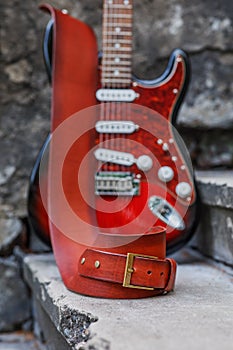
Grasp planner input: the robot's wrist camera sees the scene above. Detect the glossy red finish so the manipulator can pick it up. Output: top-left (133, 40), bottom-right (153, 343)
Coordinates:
top-left (93, 55), bottom-right (196, 246)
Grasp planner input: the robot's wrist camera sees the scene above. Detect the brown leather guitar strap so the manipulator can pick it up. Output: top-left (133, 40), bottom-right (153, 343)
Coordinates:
top-left (40, 5), bottom-right (177, 298)
top-left (78, 249), bottom-right (177, 293)
top-left (40, 4), bottom-right (98, 131)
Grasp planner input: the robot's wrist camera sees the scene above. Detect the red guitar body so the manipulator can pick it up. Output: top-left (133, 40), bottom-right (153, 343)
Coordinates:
top-left (27, 5), bottom-right (197, 297)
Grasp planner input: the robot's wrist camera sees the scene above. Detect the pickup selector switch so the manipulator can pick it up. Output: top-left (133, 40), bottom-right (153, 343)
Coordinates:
top-left (158, 166), bottom-right (174, 182)
top-left (175, 182), bottom-right (192, 198)
top-left (136, 155), bottom-right (153, 172)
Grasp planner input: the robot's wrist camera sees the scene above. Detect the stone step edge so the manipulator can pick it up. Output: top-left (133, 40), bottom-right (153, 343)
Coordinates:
top-left (23, 254), bottom-right (109, 350)
top-left (195, 170), bottom-right (233, 209)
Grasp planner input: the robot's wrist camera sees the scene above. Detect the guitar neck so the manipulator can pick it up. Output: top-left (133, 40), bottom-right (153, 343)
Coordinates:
top-left (102, 0), bottom-right (133, 88)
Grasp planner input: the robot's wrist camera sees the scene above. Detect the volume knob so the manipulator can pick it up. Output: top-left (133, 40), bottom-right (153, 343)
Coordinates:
top-left (158, 166), bottom-right (174, 182)
top-left (175, 182), bottom-right (192, 198)
top-left (136, 155), bottom-right (153, 172)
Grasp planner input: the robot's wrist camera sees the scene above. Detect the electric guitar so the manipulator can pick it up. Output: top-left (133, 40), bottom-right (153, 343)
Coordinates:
top-left (28, 0), bottom-right (198, 253)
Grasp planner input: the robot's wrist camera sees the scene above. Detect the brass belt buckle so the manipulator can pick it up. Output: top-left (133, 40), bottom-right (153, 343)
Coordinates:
top-left (123, 252), bottom-right (157, 290)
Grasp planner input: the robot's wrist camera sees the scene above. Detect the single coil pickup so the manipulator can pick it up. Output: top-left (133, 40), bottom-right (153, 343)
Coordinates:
top-left (94, 148), bottom-right (134, 166)
top-left (96, 88), bottom-right (138, 102)
top-left (94, 148), bottom-right (153, 172)
top-left (95, 120), bottom-right (139, 134)
top-left (95, 171), bottom-right (140, 196)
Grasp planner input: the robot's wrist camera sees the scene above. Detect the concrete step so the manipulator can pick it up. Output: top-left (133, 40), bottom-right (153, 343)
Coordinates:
top-left (194, 170), bottom-right (233, 267)
top-left (23, 250), bottom-right (233, 350)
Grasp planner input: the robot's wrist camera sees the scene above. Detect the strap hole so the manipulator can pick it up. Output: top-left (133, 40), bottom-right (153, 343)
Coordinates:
top-left (160, 272), bottom-right (164, 277)
top-left (147, 270), bottom-right (152, 275)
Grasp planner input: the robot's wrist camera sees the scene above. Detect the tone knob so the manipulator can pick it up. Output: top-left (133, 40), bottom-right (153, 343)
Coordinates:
top-left (158, 166), bottom-right (174, 182)
top-left (175, 182), bottom-right (192, 198)
top-left (136, 155), bottom-right (153, 172)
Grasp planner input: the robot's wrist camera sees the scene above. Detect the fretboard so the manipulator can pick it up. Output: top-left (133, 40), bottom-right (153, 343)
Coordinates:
top-left (102, 0), bottom-right (133, 88)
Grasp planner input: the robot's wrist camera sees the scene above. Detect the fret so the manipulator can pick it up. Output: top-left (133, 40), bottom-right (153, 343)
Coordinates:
top-left (103, 23), bottom-right (132, 32)
top-left (107, 14), bottom-right (132, 18)
top-left (103, 30), bottom-right (132, 35)
top-left (102, 78), bottom-right (131, 84)
top-left (102, 68), bottom-right (131, 78)
top-left (103, 61), bottom-right (132, 67)
top-left (103, 4), bottom-right (133, 10)
top-left (103, 47), bottom-right (132, 52)
top-left (102, 39), bottom-right (132, 44)
top-left (102, 67), bottom-right (131, 72)
top-left (102, 76), bottom-right (132, 83)
top-left (102, 60), bottom-right (131, 66)
top-left (103, 23), bottom-right (132, 28)
top-left (103, 53), bottom-right (132, 59)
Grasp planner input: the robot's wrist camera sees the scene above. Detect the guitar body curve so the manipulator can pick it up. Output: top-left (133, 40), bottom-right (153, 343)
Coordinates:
top-left (28, 134), bottom-right (51, 246)
top-left (28, 33), bottom-right (197, 253)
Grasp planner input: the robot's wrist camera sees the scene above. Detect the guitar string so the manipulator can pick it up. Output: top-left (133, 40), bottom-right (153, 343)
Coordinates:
top-left (110, 0), bottom-right (116, 163)
top-left (105, 0), bottom-right (112, 172)
top-left (119, 3), bottom-right (124, 172)
top-left (109, 0), bottom-right (115, 172)
top-left (115, 0), bottom-right (120, 173)
top-left (103, 0), bottom-right (111, 171)
top-left (102, 0), bottom-right (112, 171)
top-left (99, 1), bottom-right (105, 171)
top-left (127, 0), bottom-right (133, 174)
top-left (112, 0), bottom-right (121, 171)
top-left (124, 0), bottom-right (133, 174)
top-left (120, 0), bottom-right (131, 173)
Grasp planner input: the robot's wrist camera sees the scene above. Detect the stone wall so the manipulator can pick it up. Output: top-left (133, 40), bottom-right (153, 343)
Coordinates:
top-left (0, 0), bottom-right (233, 331)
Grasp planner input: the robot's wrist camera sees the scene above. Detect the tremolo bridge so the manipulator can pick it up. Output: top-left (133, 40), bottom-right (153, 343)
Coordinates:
top-left (95, 172), bottom-right (140, 196)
